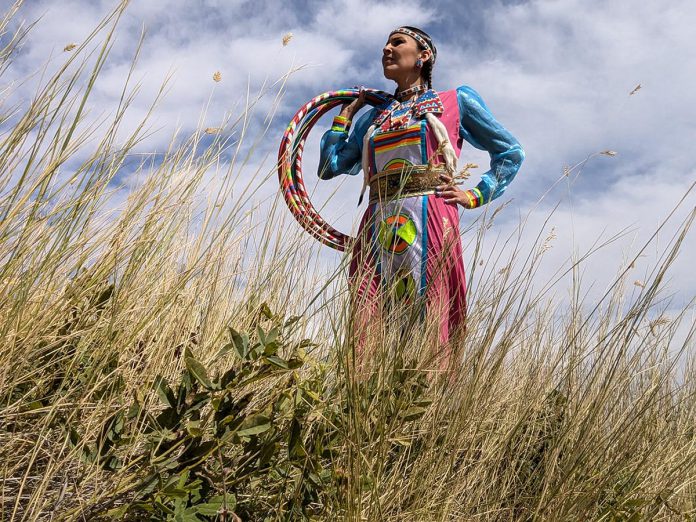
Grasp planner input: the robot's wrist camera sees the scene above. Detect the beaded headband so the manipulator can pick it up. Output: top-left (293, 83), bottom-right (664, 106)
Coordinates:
top-left (390, 27), bottom-right (436, 65)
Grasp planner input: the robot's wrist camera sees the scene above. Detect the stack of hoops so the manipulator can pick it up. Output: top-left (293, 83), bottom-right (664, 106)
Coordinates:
top-left (277, 88), bottom-right (391, 252)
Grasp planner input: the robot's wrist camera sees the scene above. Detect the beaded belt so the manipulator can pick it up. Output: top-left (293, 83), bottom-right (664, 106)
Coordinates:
top-left (368, 165), bottom-right (446, 203)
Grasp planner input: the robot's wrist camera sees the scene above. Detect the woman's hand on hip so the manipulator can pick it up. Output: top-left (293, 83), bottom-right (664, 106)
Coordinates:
top-left (339, 88), bottom-right (366, 121)
top-left (436, 173), bottom-right (474, 209)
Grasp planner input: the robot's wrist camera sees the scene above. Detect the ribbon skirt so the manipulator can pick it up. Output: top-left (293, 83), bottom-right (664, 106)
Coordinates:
top-left (348, 194), bottom-right (467, 364)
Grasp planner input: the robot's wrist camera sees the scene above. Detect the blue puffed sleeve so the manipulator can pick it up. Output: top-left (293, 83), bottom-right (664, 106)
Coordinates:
top-left (457, 85), bottom-right (524, 206)
top-left (317, 108), bottom-right (378, 180)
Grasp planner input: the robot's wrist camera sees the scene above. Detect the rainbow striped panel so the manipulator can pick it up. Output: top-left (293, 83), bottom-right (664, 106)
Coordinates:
top-left (372, 123), bottom-right (425, 175)
top-left (373, 126), bottom-right (421, 155)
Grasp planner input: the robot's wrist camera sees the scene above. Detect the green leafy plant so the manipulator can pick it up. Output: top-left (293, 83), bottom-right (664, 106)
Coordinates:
top-left (68, 304), bottom-right (342, 520)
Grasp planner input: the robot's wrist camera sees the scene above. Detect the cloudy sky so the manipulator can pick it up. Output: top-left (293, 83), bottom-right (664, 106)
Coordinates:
top-left (5, 0), bottom-right (695, 335)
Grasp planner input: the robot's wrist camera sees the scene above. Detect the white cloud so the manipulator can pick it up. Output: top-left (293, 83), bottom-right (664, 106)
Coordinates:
top-left (3, 0), bottom-right (694, 325)
top-left (424, 0), bottom-right (696, 314)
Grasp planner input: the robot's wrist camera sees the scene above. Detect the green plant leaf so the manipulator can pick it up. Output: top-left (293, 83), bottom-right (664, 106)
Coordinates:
top-left (24, 400), bottom-right (43, 411)
top-left (249, 342), bottom-right (263, 360)
top-left (260, 302), bottom-right (273, 319)
top-left (266, 355), bottom-right (289, 369)
top-left (257, 325), bottom-right (267, 346)
top-left (195, 503), bottom-right (220, 516)
top-left (154, 499), bottom-right (176, 515)
top-left (287, 357), bottom-right (304, 369)
top-left (414, 398), bottom-right (433, 408)
top-left (81, 446), bottom-right (97, 465)
top-left (182, 440), bottom-right (216, 463)
top-left (259, 442), bottom-right (278, 468)
top-left (265, 327), bottom-right (279, 345)
top-left (137, 474), bottom-right (160, 497)
top-left (185, 357), bottom-right (213, 389)
top-left (105, 505), bottom-right (129, 518)
top-left (69, 427), bottom-right (80, 446)
top-left (155, 407), bottom-right (180, 431)
top-left (229, 327), bottom-right (249, 360)
top-left (288, 418), bottom-right (304, 458)
top-left (284, 315), bottom-right (302, 328)
top-left (126, 399), bottom-right (141, 420)
top-left (214, 342), bottom-right (235, 360)
top-left (298, 339), bottom-right (314, 348)
top-left (400, 406), bottom-right (427, 421)
top-left (176, 508), bottom-right (204, 522)
top-left (104, 455), bottom-right (122, 471)
top-left (236, 414), bottom-right (271, 437)
top-left (303, 389), bottom-right (322, 403)
top-left (105, 411), bottom-right (125, 442)
top-left (262, 341), bottom-right (279, 356)
top-left (221, 368), bottom-right (237, 388)
top-left (188, 392), bottom-right (210, 412)
top-left (209, 492), bottom-right (236, 510)
top-left (186, 420), bottom-right (202, 437)
top-left (275, 393), bottom-right (292, 414)
top-left (307, 471), bottom-right (323, 488)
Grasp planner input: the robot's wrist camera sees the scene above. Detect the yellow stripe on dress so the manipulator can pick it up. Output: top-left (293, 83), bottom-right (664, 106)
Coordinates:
top-left (373, 136), bottom-right (421, 154)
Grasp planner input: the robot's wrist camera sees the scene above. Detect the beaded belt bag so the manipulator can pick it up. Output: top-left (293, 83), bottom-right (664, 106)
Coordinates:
top-left (368, 165), bottom-right (446, 203)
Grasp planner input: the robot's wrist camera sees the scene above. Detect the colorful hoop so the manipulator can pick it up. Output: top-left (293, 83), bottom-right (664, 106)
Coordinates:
top-left (277, 88), bottom-right (392, 251)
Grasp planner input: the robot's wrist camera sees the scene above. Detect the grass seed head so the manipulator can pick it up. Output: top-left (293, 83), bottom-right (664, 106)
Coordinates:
top-left (540, 227), bottom-right (557, 253)
top-left (649, 316), bottom-right (671, 335)
top-left (282, 32), bottom-right (293, 46)
top-left (213, 71), bottom-right (222, 82)
top-left (455, 162), bottom-right (477, 181)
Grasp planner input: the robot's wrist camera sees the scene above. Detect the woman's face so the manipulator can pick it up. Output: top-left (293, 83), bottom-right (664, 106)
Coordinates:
top-left (382, 33), bottom-right (426, 82)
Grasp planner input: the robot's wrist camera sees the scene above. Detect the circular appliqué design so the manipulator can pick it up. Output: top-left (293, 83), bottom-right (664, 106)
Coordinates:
top-left (382, 158), bottom-right (414, 171)
top-left (377, 213), bottom-right (417, 254)
top-left (394, 270), bottom-right (417, 302)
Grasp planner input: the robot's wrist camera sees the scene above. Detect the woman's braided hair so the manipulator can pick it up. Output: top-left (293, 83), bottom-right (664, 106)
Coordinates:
top-left (400, 26), bottom-right (437, 89)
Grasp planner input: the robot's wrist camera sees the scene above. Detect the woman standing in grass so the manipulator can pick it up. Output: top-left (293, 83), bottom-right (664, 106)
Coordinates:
top-left (318, 26), bottom-right (524, 362)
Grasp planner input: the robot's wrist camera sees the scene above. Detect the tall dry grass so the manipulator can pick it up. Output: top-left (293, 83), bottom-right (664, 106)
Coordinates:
top-left (1, 2), bottom-right (695, 520)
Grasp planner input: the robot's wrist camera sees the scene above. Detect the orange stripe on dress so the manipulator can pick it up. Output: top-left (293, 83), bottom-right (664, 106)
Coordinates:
top-left (373, 137), bottom-right (421, 154)
top-left (382, 158), bottom-right (414, 170)
top-left (373, 128), bottom-right (420, 146)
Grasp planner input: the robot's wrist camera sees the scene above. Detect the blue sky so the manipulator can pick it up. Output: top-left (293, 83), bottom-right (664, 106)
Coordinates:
top-left (6, 0), bottom-right (696, 329)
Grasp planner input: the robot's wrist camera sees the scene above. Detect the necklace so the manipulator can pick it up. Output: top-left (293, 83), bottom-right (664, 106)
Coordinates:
top-left (396, 84), bottom-right (427, 101)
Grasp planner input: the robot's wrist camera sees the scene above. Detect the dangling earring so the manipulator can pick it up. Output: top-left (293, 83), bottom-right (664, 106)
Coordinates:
top-left (415, 58), bottom-right (423, 69)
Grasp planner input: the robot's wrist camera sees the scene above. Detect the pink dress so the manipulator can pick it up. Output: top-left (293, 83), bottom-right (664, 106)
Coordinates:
top-left (319, 86), bottom-right (524, 349)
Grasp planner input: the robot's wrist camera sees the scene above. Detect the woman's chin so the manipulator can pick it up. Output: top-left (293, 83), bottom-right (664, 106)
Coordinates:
top-left (382, 68), bottom-right (398, 81)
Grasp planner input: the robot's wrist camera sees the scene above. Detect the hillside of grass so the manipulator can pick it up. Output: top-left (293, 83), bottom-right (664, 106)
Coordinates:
top-left (1, 3), bottom-right (694, 521)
